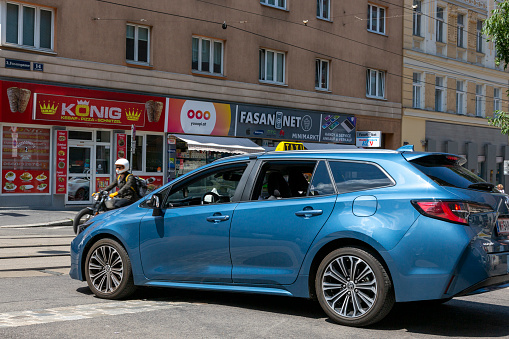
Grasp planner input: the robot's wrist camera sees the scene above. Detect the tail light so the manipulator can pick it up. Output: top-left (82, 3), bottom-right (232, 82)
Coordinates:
top-left (412, 200), bottom-right (493, 225)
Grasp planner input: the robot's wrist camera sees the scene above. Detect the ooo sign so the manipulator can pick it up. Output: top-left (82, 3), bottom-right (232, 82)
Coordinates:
top-left (180, 100), bottom-right (217, 135)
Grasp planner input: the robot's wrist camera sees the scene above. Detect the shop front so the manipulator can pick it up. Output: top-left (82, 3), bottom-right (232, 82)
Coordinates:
top-left (0, 80), bottom-right (166, 208)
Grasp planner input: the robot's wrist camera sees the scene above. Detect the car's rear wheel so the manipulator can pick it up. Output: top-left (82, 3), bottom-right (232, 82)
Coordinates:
top-left (315, 247), bottom-right (394, 327)
top-left (85, 239), bottom-right (136, 299)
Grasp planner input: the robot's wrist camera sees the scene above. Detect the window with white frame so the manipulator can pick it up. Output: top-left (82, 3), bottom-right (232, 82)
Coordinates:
top-left (126, 24), bottom-right (150, 64)
top-left (412, 73), bottom-right (423, 108)
top-left (476, 20), bottom-right (483, 53)
top-left (260, 0), bottom-right (286, 10)
top-left (259, 48), bottom-right (285, 84)
top-left (366, 69), bottom-right (385, 99)
top-left (5, 2), bottom-right (54, 50)
top-left (192, 36), bottom-right (223, 75)
top-left (456, 80), bottom-right (465, 114)
top-left (315, 59), bottom-right (329, 90)
top-left (475, 85), bottom-right (484, 117)
top-left (413, 0), bottom-right (422, 36)
top-left (494, 88), bottom-right (501, 112)
top-left (457, 14), bottom-right (465, 48)
top-left (435, 76), bottom-right (445, 112)
top-left (436, 7), bottom-right (445, 43)
top-left (317, 0), bottom-right (330, 20)
top-left (368, 4), bottom-right (386, 35)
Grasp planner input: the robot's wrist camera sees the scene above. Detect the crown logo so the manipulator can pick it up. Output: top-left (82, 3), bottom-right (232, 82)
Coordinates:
top-left (126, 108), bottom-right (141, 121)
top-left (39, 101), bottom-right (59, 115)
top-left (76, 100), bottom-right (90, 106)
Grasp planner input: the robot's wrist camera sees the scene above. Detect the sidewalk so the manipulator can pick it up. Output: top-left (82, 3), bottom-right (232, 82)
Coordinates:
top-left (0, 207), bottom-right (82, 228)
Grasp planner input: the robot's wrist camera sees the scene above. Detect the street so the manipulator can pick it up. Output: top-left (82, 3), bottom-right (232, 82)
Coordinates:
top-left (0, 224), bottom-right (508, 338)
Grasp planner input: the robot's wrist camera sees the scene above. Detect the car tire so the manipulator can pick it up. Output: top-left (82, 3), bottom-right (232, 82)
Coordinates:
top-left (85, 239), bottom-right (136, 299)
top-left (73, 208), bottom-right (93, 234)
top-left (315, 247), bottom-right (395, 327)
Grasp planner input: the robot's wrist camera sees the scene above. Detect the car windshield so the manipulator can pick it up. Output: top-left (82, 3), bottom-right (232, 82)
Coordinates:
top-left (409, 154), bottom-right (489, 190)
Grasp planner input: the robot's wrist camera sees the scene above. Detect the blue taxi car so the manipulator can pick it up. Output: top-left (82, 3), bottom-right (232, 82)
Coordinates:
top-left (70, 146), bottom-right (509, 326)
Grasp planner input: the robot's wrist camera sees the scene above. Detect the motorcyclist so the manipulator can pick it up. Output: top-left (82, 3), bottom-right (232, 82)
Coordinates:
top-left (101, 158), bottom-right (139, 209)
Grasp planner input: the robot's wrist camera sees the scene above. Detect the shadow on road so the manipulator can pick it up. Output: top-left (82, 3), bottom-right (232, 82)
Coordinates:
top-left (76, 285), bottom-right (509, 337)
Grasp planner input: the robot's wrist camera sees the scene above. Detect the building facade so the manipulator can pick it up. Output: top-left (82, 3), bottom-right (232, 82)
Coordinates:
top-left (0, 0), bottom-right (404, 208)
top-left (402, 0), bottom-right (509, 186)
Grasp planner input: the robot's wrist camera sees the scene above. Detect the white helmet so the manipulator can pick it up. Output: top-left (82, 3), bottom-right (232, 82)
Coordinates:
top-left (115, 158), bottom-right (129, 174)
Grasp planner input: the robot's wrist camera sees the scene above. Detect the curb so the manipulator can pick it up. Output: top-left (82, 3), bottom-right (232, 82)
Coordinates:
top-left (0, 219), bottom-right (73, 228)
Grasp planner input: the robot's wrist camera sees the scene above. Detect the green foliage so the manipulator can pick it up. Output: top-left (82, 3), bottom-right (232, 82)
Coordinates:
top-left (488, 111), bottom-right (509, 135)
top-left (483, 0), bottom-right (509, 69)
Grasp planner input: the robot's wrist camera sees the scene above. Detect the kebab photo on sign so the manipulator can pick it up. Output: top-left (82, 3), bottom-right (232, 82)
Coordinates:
top-left (7, 87), bottom-right (31, 113)
top-left (145, 100), bottom-right (163, 123)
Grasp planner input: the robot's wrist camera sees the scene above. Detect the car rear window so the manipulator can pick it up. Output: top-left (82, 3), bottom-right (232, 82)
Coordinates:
top-left (329, 161), bottom-right (394, 194)
top-left (408, 154), bottom-right (487, 189)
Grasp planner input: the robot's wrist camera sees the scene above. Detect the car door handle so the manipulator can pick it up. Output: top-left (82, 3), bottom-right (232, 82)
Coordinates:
top-left (206, 214), bottom-right (230, 223)
top-left (295, 209), bottom-right (323, 218)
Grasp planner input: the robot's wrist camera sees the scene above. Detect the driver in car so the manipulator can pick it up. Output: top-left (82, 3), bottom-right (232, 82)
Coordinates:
top-left (101, 158), bottom-right (140, 209)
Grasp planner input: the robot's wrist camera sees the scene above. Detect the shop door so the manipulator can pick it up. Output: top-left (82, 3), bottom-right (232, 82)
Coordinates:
top-left (67, 145), bottom-right (94, 204)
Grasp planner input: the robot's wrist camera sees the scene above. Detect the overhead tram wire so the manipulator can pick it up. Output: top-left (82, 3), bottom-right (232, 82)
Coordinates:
top-left (196, 0), bottom-right (509, 89)
top-left (95, 0), bottom-right (509, 105)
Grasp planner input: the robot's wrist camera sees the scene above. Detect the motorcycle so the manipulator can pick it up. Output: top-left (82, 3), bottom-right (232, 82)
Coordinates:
top-left (73, 191), bottom-right (114, 234)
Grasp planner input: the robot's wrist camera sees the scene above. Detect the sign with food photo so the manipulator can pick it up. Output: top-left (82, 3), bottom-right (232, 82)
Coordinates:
top-left (55, 131), bottom-right (68, 194)
top-left (116, 133), bottom-right (127, 160)
top-left (1, 126), bottom-right (50, 194)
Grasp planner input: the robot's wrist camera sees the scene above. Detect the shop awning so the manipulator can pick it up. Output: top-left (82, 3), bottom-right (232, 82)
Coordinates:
top-left (171, 134), bottom-right (265, 154)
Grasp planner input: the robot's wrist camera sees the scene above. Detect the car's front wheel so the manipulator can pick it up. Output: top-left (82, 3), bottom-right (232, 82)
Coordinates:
top-left (85, 239), bottom-right (136, 299)
top-left (315, 247), bottom-right (395, 327)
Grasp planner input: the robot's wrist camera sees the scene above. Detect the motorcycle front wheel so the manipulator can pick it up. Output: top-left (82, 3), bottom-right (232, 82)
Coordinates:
top-left (73, 208), bottom-right (94, 234)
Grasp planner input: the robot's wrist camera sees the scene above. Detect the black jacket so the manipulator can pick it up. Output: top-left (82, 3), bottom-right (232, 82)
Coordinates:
top-left (104, 172), bottom-right (139, 202)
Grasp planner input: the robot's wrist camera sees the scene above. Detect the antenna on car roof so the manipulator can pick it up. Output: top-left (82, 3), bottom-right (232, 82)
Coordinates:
top-left (397, 145), bottom-right (415, 152)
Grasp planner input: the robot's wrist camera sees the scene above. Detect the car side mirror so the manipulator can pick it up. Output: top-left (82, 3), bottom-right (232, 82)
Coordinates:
top-left (147, 193), bottom-right (163, 216)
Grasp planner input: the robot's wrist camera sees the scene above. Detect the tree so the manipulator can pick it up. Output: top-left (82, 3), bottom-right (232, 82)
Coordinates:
top-left (483, 1), bottom-right (509, 132)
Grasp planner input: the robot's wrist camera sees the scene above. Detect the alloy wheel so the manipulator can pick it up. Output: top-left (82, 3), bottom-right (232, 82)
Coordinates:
top-left (88, 245), bottom-right (124, 294)
top-left (321, 255), bottom-right (377, 318)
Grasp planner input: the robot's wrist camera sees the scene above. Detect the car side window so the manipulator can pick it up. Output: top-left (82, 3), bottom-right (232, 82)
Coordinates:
top-left (164, 163), bottom-right (248, 207)
top-left (251, 160), bottom-right (318, 200)
top-left (309, 161), bottom-right (335, 196)
top-left (329, 161), bottom-right (394, 194)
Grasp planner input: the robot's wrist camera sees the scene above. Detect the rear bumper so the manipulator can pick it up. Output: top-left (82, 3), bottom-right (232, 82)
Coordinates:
top-left (455, 273), bottom-right (509, 297)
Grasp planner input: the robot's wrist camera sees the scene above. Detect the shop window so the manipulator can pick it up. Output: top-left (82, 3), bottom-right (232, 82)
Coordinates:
top-left (5, 2), bottom-right (54, 51)
top-left (259, 48), bottom-right (285, 85)
top-left (68, 131), bottom-right (93, 140)
top-left (96, 145), bottom-right (110, 175)
top-left (127, 134), bottom-right (163, 173)
top-left (126, 24), bottom-right (150, 64)
top-left (315, 58), bottom-right (329, 90)
top-left (192, 36), bottom-right (224, 75)
top-left (366, 68), bottom-right (385, 99)
top-left (96, 131), bottom-right (111, 143)
top-left (368, 3), bottom-right (386, 35)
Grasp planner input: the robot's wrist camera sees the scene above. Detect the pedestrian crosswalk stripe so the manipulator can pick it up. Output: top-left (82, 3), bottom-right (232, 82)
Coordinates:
top-left (0, 300), bottom-right (183, 328)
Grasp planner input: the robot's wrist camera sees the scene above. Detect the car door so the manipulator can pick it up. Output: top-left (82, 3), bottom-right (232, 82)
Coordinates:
top-left (230, 160), bottom-right (337, 285)
top-left (139, 161), bottom-right (251, 282)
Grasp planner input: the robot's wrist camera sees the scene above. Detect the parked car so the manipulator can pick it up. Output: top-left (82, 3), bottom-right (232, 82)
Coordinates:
top-left (70, 146), bottom-right (509, 326)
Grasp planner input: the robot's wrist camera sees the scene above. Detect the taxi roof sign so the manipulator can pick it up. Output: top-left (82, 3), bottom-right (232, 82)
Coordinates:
top-left (275, 142), bottom-right (307, 151)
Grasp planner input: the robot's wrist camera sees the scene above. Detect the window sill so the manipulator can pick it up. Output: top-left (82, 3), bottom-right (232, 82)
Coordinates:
top-left (413, 35), bottom-right (424, 41)
top-left (1, 43), bottom-right (56, 55)
top-left (315, 87), bottom-right (331, 93)
top-left (125, 61), bottom-right (154, 69)
top-left (366, 95), bottom-right (387, 101)
top-left (317, 17), bottom-right (332, 23)
top-left (259, 80), bottom-right (287, 87)
top-left (436, 41), bottom-right (446, 46)
top-left (368, 30), bottom-right (387, 37)
top-left (260, 3), bottom-right (288, 12)
top-left (192, 71), bottom-right (226, 80)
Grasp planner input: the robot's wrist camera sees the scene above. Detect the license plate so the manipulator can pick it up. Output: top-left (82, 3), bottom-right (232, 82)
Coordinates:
top-left (497, 218), bottom-right (509, 235)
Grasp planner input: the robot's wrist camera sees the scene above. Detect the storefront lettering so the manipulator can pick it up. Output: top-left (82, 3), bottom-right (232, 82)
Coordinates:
top-left (62, 103), bottom-right (122, 119)
top-left (291, 133), bottom-right (320, 141)
top-left (240, 111), bottom-right (302, 128)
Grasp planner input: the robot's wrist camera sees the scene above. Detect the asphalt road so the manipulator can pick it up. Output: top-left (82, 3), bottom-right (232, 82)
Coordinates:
top-left (1, 225), bottom-right (509, 338)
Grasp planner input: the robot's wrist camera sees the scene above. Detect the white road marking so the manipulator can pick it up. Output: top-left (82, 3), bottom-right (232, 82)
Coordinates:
top-left (0, 300), bottom-right (183, 328)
